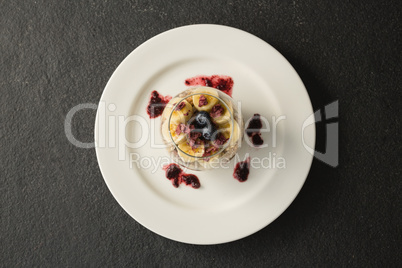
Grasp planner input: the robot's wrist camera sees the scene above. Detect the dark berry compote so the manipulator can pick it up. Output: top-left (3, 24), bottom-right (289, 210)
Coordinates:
top-left (185, 75), bottom-right (234, 97)
top-left (233, 157), bottom-right (250, 182)
top-left (146, 90), bottom-right (172, 118)
top-left (163, 163), bottom-right (201, 189)
top-left (246, 113), bottom-right (264, 147)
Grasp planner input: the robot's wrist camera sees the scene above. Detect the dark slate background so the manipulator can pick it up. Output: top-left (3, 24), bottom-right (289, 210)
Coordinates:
top-left (1, 0), bottom-right (401, 267)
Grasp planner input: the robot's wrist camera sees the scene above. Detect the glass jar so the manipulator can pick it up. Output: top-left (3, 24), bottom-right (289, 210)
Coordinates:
top-left (161, 87), bottom-right (244, 170)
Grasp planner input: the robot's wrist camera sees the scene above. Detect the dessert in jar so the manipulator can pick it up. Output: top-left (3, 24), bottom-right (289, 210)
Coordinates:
top-left (161, 87), bottom-right (243, 170)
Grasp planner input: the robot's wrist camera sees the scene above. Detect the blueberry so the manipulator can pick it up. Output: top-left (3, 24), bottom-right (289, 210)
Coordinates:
top-left (202, 125), bottom-right (217, 141)
top-left (194, 111), bottom-right (211, 128)
top-left (190, 112), bottom-right (217, 141)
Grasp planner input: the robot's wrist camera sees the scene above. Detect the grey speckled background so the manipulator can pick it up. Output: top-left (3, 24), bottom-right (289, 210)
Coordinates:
top-left (1, 0), bottom-right (401, 267)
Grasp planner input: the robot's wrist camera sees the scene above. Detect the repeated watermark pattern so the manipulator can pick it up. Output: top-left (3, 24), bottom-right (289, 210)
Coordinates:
top-left (65, 100), bottom-right (338, 170)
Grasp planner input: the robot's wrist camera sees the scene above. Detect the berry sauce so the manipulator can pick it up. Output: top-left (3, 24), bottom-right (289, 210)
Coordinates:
top-left (146, 90), bottom-right (172, 118)
top-left (163, 164), bottom-right (201, 189)
top-left (246, 114), bottom-right (262, 137)
top-left (251, 133), bottom-right (264, 146)
top-left (185, 75), bottom-right (234, 97)
top-left (233, 157), bottom-right (250, 182)
top-left (181, 174), bottom-right (201, 189)
top-left (246, 113), bottom-right (264, 146)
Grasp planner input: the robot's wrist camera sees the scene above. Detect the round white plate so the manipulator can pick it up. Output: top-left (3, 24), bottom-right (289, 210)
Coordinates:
top-left (95, 24), bottom-right (315, 244)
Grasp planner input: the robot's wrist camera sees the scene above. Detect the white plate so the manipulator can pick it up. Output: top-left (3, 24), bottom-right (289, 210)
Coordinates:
top-left (95, 24), bottom-right (315, 244)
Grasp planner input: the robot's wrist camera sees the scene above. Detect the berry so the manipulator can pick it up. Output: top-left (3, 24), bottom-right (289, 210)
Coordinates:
top-left (181, 174), bottom-right (201, 189)
top-left (165, 164), bottom-right (182, 179)
top-left (213, 133), bottom-right (228, 146)
top-left (246, 114), bottom-right (262, 137)
top-left (202, 125), bottom-right (217, 141)
top-left (174, 101), bottom-right (186, 111)
top-left (146, 90), bottom-right (171, 118)
top-left (233, 158), bottom-right (250, 182)
top-left (251, 133), bottom-right (264, 146)
top-left (198, 95), bottom-right (208, 107)
top-left (194, 111), bottom-right (211, 127)
top-left (210, 104), bottom-right (224, 118)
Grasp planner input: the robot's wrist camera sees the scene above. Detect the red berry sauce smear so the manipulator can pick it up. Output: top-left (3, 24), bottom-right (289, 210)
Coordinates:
top-left (246, 113), bottom-right (264, 147)
top-left (185, 75), bottom-right (234, 97)
top-left (233, 157), bottom-right (250, 182)
top-left (163, 163), bottom-right (201, 189)
top-left (146, 90), bottom-right (172, 118)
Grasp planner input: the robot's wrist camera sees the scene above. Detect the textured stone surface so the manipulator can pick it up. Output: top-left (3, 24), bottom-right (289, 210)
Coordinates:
top-left (1, 0), bottom-right (400, 266)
